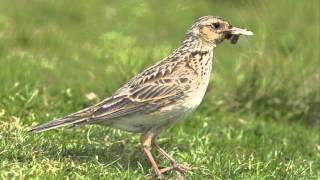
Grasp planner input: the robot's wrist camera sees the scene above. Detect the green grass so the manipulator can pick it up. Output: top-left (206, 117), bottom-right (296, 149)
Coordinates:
top-left (0, 0), bottom-right (319, 179)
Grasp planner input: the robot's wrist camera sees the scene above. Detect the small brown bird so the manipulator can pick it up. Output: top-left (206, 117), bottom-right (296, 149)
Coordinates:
top-left (29, 16), bottom-right (253, 179)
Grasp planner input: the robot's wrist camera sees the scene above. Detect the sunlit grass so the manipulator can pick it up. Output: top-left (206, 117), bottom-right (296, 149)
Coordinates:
top-left (0, 0), bottom-right (319, 179)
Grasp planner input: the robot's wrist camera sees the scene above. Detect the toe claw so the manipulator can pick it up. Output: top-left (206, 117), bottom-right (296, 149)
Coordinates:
top-left (159, 163), bottom-right (192, 175)
top-left (159, 166), bottom-right (174, 174)
top-left (173, 163), bottom-right (192, 173)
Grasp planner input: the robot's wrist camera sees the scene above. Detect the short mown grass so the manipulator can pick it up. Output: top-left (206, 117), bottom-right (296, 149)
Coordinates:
top-left (0, 0), bottom-right (319, 179)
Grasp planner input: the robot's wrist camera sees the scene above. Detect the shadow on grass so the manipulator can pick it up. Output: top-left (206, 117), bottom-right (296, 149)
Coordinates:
top-left (59, 141), bottom-right (146, 170)
top-left (14, 126), bottom-right (191, 177)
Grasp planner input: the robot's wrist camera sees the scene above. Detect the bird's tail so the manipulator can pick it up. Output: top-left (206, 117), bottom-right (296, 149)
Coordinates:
top-left (28, 115), bottom-right (88, 133)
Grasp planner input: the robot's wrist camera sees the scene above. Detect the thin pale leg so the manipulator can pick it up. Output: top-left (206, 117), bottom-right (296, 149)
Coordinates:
top-left (140, 130), bottom-right (163, 179)
top-left (153, 142), bottom-right (192, 176)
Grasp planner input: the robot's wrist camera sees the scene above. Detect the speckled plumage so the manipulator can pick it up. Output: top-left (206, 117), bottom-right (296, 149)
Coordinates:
top-left (29, 16), bottom-right (253, 179)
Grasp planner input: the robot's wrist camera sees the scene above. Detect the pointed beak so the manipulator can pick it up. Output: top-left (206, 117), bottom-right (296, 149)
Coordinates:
top-left (229, 27), bottom-right (254, 36)
top-left (225, 26), bottom-right (253, 44)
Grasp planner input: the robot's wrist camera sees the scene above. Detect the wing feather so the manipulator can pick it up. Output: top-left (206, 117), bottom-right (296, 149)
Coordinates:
top-left (85, 83), bottom-right (183, 123)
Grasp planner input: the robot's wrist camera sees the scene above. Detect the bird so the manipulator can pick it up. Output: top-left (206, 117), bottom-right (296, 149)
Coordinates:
top-left (29, 16), bottom-right (253, 179)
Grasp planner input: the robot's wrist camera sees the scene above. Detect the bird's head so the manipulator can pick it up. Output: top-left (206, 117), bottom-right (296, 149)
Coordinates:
top-left (188, 16), bottom-right (253, 46)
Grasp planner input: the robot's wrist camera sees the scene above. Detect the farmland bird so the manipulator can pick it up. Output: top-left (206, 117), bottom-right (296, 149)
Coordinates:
top-left (29, 16), bottom-right (253, 179)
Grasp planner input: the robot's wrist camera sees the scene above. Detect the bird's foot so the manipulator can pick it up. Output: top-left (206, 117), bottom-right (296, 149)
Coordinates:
top-left (159, 162), bottom-right (192, 174)
top-left (174, 163), bottom-right (192, 173)
top-left (159, 163), bottom-right (191, 180)
top-left (146, 169), bottom-right (164, 179)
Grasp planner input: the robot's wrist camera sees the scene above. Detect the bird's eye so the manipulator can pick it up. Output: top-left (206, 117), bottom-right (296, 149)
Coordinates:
top-left (211, 22), bottom-right (221, 29)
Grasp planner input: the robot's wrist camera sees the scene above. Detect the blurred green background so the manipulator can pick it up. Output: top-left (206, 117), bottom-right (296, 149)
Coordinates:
top-left (0, 0), bottom-right (319, 179)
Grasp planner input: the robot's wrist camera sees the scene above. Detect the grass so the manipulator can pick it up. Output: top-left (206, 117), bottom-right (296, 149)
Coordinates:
top-left (0, 0), bottom-right (319, 179)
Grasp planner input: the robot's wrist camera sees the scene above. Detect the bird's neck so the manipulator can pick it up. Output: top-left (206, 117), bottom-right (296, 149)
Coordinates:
top-left (165, 34), bottom-right (214, 79)
top-left (170, 34), bottom-right (215, 59)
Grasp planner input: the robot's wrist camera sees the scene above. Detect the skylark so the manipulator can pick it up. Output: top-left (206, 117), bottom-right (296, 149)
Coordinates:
top-left (29, 16), bottom-right (253, 178)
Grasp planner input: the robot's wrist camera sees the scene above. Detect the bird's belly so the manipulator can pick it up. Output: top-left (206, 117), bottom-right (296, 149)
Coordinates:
top-left (107, 103), bottom-right (192, 133)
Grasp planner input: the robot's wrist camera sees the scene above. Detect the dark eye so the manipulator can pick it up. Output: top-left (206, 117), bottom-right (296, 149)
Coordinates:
top-left (211, 22), bottom-right (221, 29)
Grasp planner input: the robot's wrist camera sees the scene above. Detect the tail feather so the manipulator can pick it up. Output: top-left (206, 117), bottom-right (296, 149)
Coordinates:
top-left (28, 116), bottom-right (88, 133)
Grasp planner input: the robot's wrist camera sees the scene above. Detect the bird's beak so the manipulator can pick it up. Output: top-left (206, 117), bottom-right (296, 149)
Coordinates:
top-left (229, 27), bottom-right (253, 36)
top-left (225, 26), bottom-right (253, 44)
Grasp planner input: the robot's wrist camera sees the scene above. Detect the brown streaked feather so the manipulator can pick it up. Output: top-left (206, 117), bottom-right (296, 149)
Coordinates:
top-left (125, 59), bottom-right (180, 88)
top-left (84, 90), bottom-right (185, 125)
top-left (92, 101), bottom-right (148, 120)
top-left (130, 84), bottom-right (180, 101)
top-left (28, 108), bottom-right (92, 133)
top-left (29, 52), bottom-right (197, 133)
top-left (90, 86), bottom-right (184, 119)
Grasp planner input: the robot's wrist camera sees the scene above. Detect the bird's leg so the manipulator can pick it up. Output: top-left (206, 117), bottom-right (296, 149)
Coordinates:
top-left (153, 142), bottom-right (192, 175)
top-left (140, 130), bottom-right (163, 179)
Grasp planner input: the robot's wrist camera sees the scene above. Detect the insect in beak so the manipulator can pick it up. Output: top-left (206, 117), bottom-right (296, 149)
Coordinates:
top-left (225, 26), bottom-right (253, 44)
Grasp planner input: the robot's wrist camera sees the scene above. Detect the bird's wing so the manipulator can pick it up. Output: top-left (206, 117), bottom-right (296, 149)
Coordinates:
top-left (28, 80), bottom-right (184, 131)
top-left (89, 83), bottom-right (183, 121)
top-left (78, 59), bottom-right (191, 124)
top-left (29, 58), bottom-right (192, 132)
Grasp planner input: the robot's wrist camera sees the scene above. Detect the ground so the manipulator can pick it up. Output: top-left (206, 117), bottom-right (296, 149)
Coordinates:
top-left (0, 0), bottom-right (319, 179)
